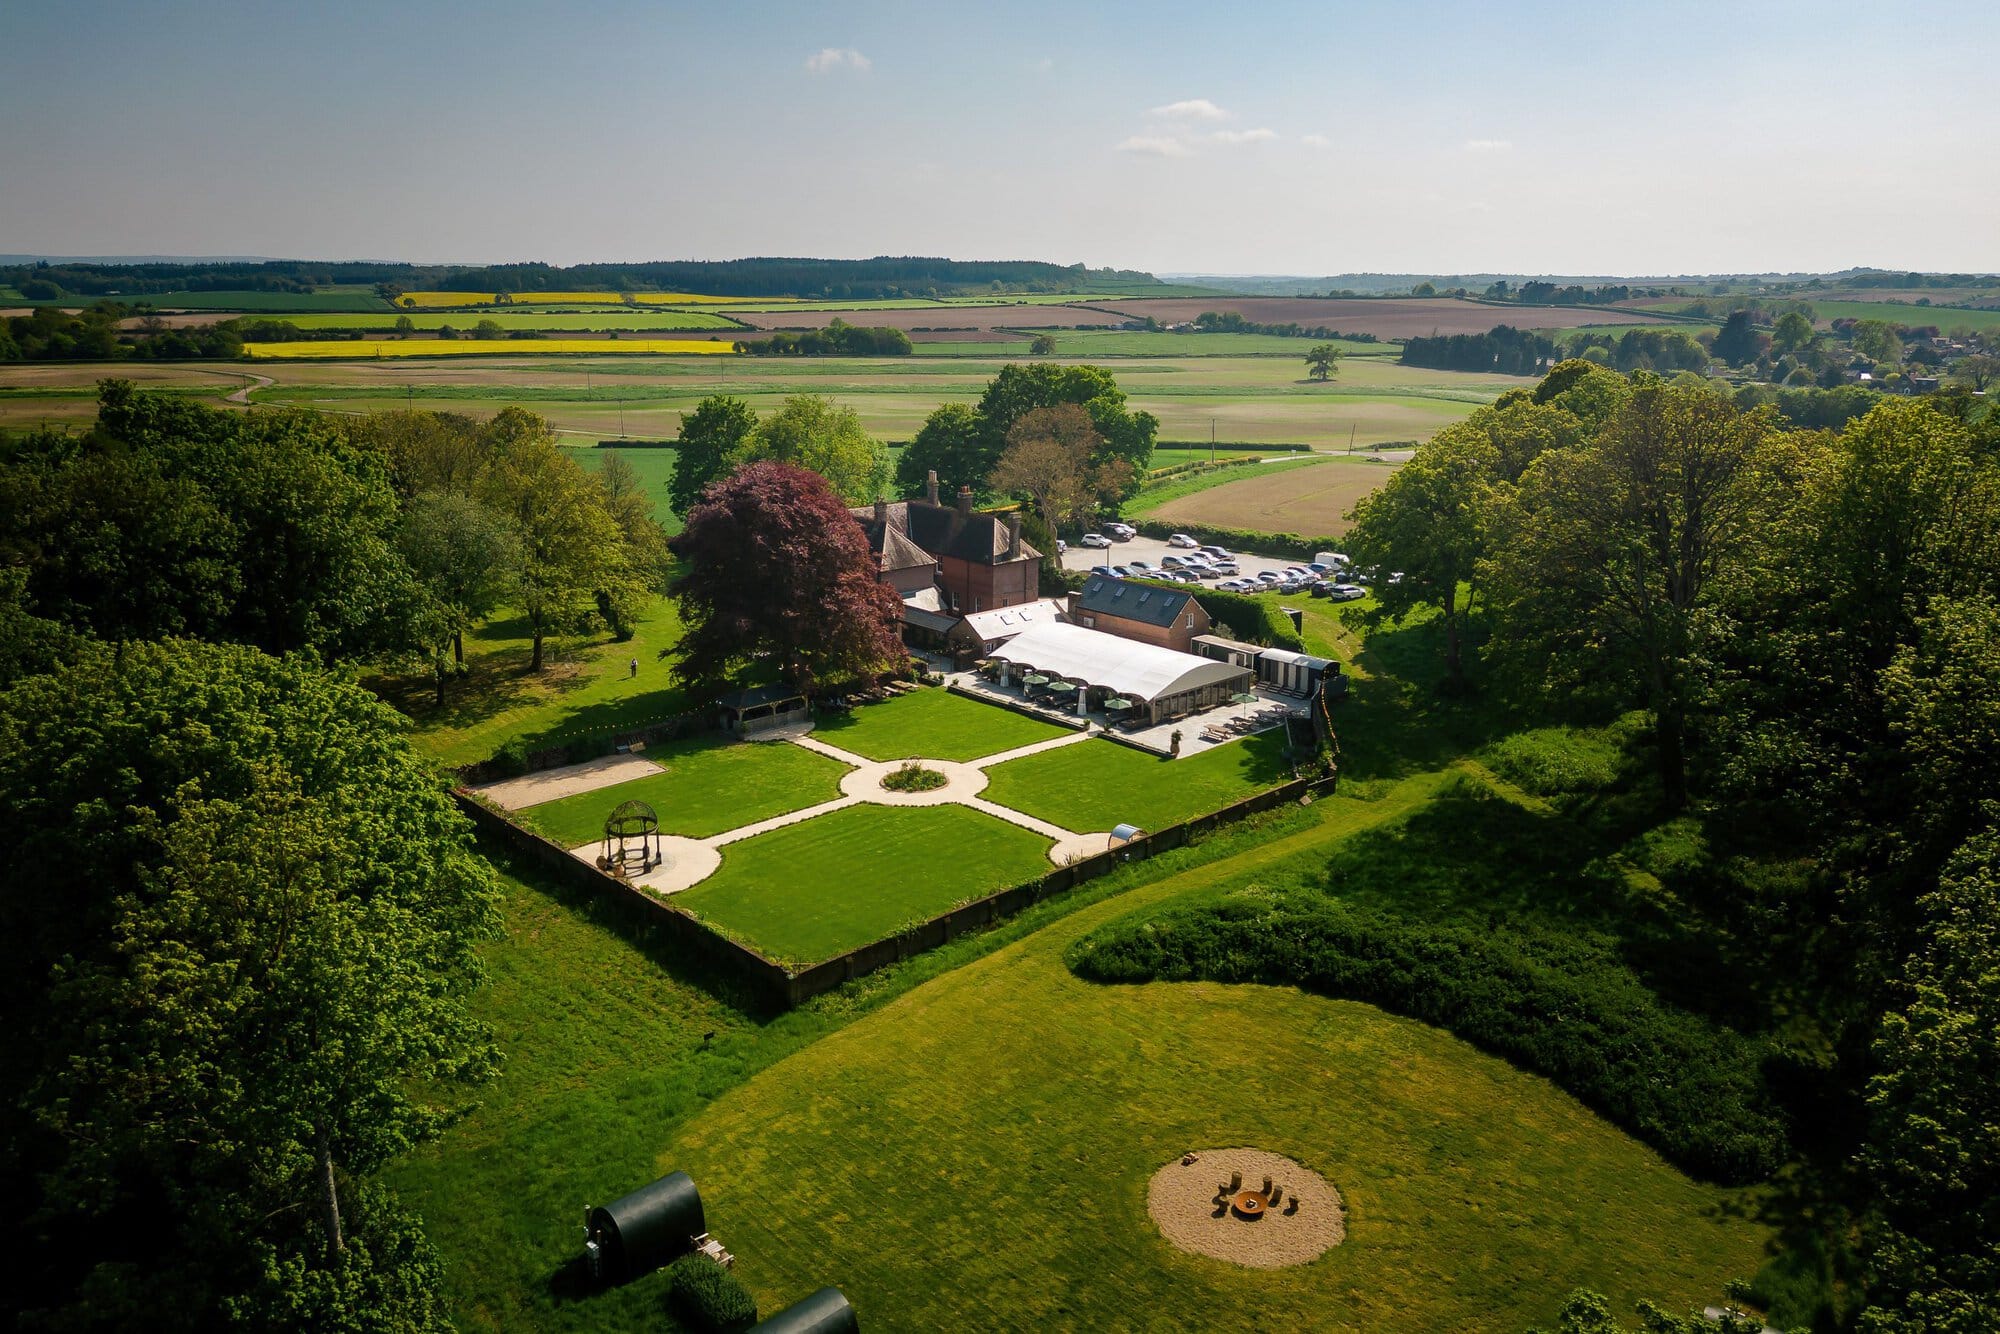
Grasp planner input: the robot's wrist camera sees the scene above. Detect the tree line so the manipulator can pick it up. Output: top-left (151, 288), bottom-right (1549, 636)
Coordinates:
top-left (1400, 324), bottom-right (1560, 375)
top-left (1343, 361), bottom-right (2000, 1329)
top-left (731, 319), bottom-right (913, 356)
top-left (0, 384), bottom-right (677, 1328)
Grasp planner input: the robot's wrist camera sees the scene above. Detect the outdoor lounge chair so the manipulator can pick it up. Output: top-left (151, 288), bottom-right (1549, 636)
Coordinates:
top-left (1267, 1184), bottom-right (1282, 1208)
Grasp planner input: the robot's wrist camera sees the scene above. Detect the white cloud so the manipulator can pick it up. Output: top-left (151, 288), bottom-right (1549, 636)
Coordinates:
top-left (1114, 135), bottom-right (1192, 158)
top-left (805, 47), bottom-right (871, 73)
top-left (1209, 127), bottom-right (1277, 145)
top-left (1463, 138), bottom-right (1513, 152)
top-left (1149, 98), bottom-right (1229, 120)
top-left (1301, 133), bottom-right (1331, 149)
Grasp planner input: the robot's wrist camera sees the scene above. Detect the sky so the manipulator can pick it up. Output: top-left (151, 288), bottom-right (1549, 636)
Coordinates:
top-left (3, 0), bottom-right (1996, 277)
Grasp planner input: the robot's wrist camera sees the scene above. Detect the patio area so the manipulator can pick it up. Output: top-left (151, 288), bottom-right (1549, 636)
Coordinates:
top-left (945, 665), bottom-right (1305, 757)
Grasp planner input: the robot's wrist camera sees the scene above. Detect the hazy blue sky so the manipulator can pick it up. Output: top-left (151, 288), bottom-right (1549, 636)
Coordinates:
top-left (3, 0), bottom-right (1995, 275)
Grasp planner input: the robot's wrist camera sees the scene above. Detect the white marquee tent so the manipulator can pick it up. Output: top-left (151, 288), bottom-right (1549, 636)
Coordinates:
top-left (987, 622), bottom-right (1253, 723)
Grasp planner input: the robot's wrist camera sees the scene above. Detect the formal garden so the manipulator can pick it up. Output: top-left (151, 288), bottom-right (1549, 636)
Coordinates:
top-left (482, 687), bottom-right (1302, 967)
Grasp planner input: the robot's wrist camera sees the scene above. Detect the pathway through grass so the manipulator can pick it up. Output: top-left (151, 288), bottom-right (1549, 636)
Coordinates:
top-left (512, 736), bottom-right (850, 845)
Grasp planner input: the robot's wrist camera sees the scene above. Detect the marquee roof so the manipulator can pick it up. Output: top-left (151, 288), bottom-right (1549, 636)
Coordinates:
top-left (989, 623), bottom-right (1251, 701)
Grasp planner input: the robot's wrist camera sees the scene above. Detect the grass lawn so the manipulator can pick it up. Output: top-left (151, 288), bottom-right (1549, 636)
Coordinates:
top-left (512, 736), bottom-right (851, 845)
top-left (665, 776), bottom-right (1775, 1331)
top-left (677, 804), bottom-right (1055, 965)
top-left (369, 595), bottom-right (694, 770)
top-left (982, 731), bottom-right (1292, 832)
top-left (811, 688), bottom-right (1070, 762)
top-left (566, 446), bottom-right (682, 533)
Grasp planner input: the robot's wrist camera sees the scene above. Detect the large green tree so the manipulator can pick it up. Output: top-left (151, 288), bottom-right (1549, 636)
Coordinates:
top-left (895, 400), bottom-right (988, 498)
top-left (739, 394), bottom-right (889, 504)
top-left (972, 362), bottom-right (1157, 496)
top-left (5, 384), bottom-right (425, 661)
top-left (397, 491), bottom-right (519, 698)
top-left (669, 394), bottom-right (758, 517)
top-left (477, 409), bottom-right (630, 670)
top-left (1345, 424), bottom-right (1498, 684)
top-left (0, 640), bottom-right (498, 1332)
top-left (1484, 378), bottom-right (1782, 808)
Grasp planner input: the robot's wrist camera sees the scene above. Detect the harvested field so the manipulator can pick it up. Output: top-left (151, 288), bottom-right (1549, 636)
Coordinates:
top-left (1091, 297), bottom-right (1676, 339)
top-left (729, 303), bottom-right (1128, 332)
top-left (1149, 456), bottom-right (1399, 537)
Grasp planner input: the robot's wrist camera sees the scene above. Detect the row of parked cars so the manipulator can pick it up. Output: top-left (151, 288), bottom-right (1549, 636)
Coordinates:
top-left (1088, 531), bottom-right (1392, 601)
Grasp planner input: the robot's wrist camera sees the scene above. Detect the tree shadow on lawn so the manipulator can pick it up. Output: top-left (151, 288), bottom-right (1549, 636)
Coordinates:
top-left (1333, 616), bottom-right (1522, 787)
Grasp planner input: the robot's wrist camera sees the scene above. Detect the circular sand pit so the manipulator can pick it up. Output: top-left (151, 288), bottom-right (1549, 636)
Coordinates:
top-left (1147, 1148), bottom-right (1344, 1268)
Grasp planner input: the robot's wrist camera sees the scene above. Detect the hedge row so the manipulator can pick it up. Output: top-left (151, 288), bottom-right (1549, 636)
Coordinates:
top-left (1127, 516), bottom-right (1342, 563)
top-left (1126, 577), bottom-right (1305, 651)
top-left (1065, 898), bottom-right (1786, 1183)
top-left (1145, 455), bottom-right (1265, 481)
top-left (665, 1254), bottom-right (758, 1331)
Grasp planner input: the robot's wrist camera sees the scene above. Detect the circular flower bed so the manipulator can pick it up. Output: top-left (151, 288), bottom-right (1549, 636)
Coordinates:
top-left (881, 762), bottom-right (948, 793)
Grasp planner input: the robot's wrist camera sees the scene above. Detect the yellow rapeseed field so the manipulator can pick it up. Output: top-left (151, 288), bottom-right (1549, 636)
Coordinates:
top-left (246, 339), bottom-right (737, 359)
top-left (393, 291), bottom-right (775, 308)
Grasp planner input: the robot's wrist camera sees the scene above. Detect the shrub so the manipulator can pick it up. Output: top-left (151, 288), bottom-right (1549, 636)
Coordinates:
top-left (1480, 726), bottom-right (1628, 796)
top-left (664, 1254), bottom-right (757, 1332)
top-left (494, 736), bottom-right (532, 777)
top-left (883, 762), bottom-right (947, 793)
top-left (1066, 898), bottom-right (1786, 1182)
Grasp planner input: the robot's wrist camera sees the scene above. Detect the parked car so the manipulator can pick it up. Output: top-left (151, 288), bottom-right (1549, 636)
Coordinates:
top-left (1197, 545), bottom-right (1233, 561)
top-left (1315, 551), bottom-right (1350, 567)
top-left (1216, 578), bottom-right (1252, 592)
top-left (1103, 522), bottom-right (1136, 539)
top-left (1079, 532), bottom-right (1109, 548)
top-left (1309, 581), bottom-right (1334, 599)
top-left (1167, 533), bottom-right (1199, 548)
top-left (1095, 564), bottom-right (1130, 578)
top-left (1056, 539), bottom-right (1067, 554)
top-left (1283, 565), bottom-right (1314, 580)
top-left (1255, 570), bottom-right (1283, 583)
top-left (1209, 560), bottom-right (1239, 575)
top-left (1327, 583), bottom-right (1366, 601)
top-left (1159, 554), bottom-right (1194, 570)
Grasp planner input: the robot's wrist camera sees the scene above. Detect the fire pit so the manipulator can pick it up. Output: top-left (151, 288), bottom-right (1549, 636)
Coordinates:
top-left (1231, 1191), bottom-right (1267, 1220)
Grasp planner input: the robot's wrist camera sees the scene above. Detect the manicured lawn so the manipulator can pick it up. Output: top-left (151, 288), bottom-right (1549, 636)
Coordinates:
top-left (677, 804), bottom-right (1055, 965)
top-left (812, 688), bottom-right (1070, 763)
top-left (513, 737), bottom-right (851, 845)
top-left (982, 731), bottom-right (1292, 831)
top-left (666, 780), bottom-right (1775, 1331)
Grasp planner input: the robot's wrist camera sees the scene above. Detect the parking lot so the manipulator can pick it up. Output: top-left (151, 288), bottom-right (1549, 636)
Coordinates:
top-left (1061, 530), bottom-right (1360, 596)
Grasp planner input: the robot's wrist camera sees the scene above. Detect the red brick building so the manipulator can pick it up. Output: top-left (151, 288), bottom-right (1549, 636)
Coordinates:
top-left (1068, 575), bottom-right (1213, 653)
top-left (851, 471), bottom-right (1041, 614)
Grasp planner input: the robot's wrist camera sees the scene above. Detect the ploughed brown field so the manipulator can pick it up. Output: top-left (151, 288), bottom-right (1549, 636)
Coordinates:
top-left (729, 303), bottom-right (1127, 332)
top-left (1092, 296), bottom-right (1677, 339)
top-left (1150, 457), bottom-right (1401, 538)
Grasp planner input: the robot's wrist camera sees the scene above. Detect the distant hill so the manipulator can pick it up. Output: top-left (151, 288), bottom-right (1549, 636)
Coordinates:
top-left (1165, 268), bottom-right (1999, 297)
top-left (0, 256), bottom-right (1197, 302)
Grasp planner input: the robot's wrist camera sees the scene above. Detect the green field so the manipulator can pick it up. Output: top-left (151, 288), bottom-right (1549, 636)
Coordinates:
top-left (812, 689), bottom-right (1069, 762)
top-left (1802, 299), bottom-right (2000, 331)
top-left (678, 803), bottom-right (1056, 963)
top-left (566, 446), bottom-right (681, 532)
top-left (283, 309), bottom-right (747, 332)
top-left (512, 736), bottom-right (850, 846)
top-left (1127, 454), bottom-right (1334, 516)
top-left (983, 731), bottom-right (1293, 832)
top-left (909, 331), bottom-right (1396, 359)
top-left (113, 288), bottom-right (395, 311)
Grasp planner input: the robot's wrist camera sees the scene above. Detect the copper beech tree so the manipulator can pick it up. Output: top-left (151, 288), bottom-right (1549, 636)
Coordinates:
top-left (669, 460), bottom-right (904, 695)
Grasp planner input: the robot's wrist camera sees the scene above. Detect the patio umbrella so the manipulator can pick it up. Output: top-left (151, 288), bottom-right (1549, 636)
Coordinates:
top-left (1103, 697), bottom-right (1135, 711)
top-left (1043, 680), bottom-right (1077, 693)
top-left (1021, 672), bottom-right (1049, 686)
top-left (1231, 691), bottom-right (1259, 704)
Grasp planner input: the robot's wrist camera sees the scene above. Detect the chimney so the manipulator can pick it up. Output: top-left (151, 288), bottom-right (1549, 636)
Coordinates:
top-left (956, 485), bottom-right (973, 517)
top-left (925, 470), bottom-right (939, 505)
top-left (1006, 511), bottom-right (1022, 559)
top-left (874, 496), bottom-right (888, 524)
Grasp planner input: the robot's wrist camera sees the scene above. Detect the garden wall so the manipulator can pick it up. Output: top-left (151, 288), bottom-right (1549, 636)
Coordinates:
top-left (458, 771), bottom-right (1329, 1011)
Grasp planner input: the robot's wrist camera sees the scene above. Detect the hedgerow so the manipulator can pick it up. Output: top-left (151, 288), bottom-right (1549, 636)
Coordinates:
top-left (1127, 578), bottom-right (1306, 651)
top-left (1066, 898), bottom-right (1785, 1183)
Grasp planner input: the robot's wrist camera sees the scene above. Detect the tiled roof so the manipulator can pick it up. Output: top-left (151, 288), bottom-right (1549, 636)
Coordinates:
top-left (1075, 576), bottom-right (1201, 629)
top-left (851, 499), bottom-right (1040, 566)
